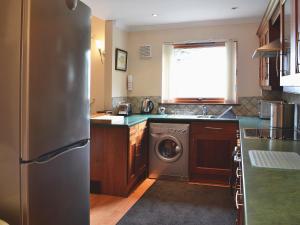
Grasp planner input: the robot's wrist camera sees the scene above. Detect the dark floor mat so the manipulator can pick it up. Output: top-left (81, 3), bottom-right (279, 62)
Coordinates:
top-left (117, 180), bottom-right (236, 225)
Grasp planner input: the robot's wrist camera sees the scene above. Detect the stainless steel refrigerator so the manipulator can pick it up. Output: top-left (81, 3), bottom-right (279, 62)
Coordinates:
top-left (0, 0), bottom-right (91, 225)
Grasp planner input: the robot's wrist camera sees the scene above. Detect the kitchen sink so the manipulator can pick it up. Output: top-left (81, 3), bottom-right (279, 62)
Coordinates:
top-left (196, 115), bottom-right (216, 118)
top-left (167, 114), bottom-right (216, 119)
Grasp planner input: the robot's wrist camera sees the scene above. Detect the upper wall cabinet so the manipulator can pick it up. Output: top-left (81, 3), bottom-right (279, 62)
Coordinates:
top-left (280, 0), bottom-right (300, 86)
top-left (257, 0), bottom-right (300, 87)
top-left (256, 1), bottom-right (282, 90)
top-left (281, 0), bottom-right (291, 76)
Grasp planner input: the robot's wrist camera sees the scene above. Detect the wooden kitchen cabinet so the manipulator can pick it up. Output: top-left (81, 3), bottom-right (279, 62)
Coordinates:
top-left (235, 161), bottom-right (244, 225)
top-left (128, 133), bottom-right (137, 186)
top-left (280, 0), bottom-right (300, 87)
top-left (90, 121), bottom-right (148, 197)
top-left (257, 0), bottom-right (300, 89)
top-left (189, 121), bottom-right (239, 185)
top-left (257, 1), bottom-right (282, 90)
top-left (258, 25), bottom-right (270, 88)
top-left (127, 122), bottom-right (147, 189)
top-left (280, 0), bottom-right (292, 77)
top-left (135, 122), bottom-right (148, 177)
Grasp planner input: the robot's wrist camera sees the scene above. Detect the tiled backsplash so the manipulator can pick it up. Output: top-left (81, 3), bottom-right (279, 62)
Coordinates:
top-left (112, 97), bottom-right (127, 114)
top-left (112, 91), bottom-right (300, 116)
top-left (282, 92), bottom-right (300, 104)
top-left (118, 96), bottom-right (262, 116)
top-left (112, 96), bottom-right (161, 114)
top-left (160, 97), bottom-right (261, 116)
top-left (262, 90), bottom-right (300, 104)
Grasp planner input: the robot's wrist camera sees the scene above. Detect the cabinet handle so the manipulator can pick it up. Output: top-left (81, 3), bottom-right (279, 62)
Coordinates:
top-left (235, 190), bottom-right (244, 209)
top-left (297, 32), bottom-right (300, 72)
top-left (204, 126), bottom-right (223, 130)
top-left (233, 146), bottom-right (241, 155)
top-left (236, 167), bottom-right (242, 178)
top-left (276, 51), bottom-right (280, 77)
top-left (234, 155), bottom-right (241, 163)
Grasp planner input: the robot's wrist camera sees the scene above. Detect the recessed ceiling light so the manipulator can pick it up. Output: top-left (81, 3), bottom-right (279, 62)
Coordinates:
top-left (152, 13), bottom-right (158, 17)
top-left (231, 6), bottom-right (238, 10)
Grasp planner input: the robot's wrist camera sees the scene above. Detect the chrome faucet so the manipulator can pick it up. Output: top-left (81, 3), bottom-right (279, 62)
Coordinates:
top-left (202, 106), bottom-right (208, 115)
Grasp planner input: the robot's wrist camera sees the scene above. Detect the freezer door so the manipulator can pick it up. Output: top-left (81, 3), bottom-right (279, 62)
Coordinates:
top-left (22, 0), bottom-right (91, 160)
top-left (21, 142), bottom-right (90, 225)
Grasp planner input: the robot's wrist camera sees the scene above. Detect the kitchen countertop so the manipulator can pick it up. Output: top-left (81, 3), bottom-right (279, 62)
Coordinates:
top-left (239, 117), bottom-right (300, 225)
top-left (90, 114), bottom-right (238, 127)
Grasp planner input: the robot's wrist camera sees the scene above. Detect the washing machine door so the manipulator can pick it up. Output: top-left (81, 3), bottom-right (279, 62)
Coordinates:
top-left (155, 135), bottom-right (183, 163)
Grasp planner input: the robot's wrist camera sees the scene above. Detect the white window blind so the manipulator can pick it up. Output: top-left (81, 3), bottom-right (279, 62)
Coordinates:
top-left (162, 40), bottom-right (237, 103)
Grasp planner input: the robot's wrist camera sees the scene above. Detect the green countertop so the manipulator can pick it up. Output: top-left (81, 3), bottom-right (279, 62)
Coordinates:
top-left (239, 117), bottom-right (300, 225)
top-left (91, 114), bottom-right (238, 127)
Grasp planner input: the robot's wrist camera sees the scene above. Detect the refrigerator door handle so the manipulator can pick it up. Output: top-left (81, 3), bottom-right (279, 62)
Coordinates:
top-left (21, 139), bottom-right (89, 165)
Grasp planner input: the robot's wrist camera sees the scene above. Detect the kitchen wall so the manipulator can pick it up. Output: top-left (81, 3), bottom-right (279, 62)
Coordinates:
top-left (112, 24), bottom-right (129, 98)
top-left (94, 19), bottom-right (300, 115)
top-left (127, 22), bottom-right (260, 98)
top-left (90, 16), bottom-right (105, 114)
top-left (104, 20), bottom-right (129, 111)
top-left (118, 22), bottom-right (262, 115)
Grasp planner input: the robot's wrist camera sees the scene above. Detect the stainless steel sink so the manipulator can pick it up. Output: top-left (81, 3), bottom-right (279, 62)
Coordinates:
top-left (196, 115), bottom-right (216, 118)
top-left (167, 114), bottom-right (215, 119)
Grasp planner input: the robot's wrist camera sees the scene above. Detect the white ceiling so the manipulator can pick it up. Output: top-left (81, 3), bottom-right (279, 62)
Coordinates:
top-left (81, 0), bottom-right (269, 30)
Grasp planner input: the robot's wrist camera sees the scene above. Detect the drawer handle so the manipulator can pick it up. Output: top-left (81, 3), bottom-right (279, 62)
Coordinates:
top-left (204, 126), bottom-right (223, 130)
top-left (235, 190), bottom-right (243, 209)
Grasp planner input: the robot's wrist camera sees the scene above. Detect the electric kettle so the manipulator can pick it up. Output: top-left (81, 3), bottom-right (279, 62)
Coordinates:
top-left (141, 98), bottom-right (154, 114)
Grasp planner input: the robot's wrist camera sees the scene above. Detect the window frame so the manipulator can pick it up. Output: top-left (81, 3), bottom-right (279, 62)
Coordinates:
top-left (165, 42), bottom-right (228, 104)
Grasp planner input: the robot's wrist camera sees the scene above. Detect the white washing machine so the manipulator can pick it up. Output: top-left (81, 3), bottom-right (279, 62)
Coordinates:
top-left (149, 123), bottom-right (189, 180)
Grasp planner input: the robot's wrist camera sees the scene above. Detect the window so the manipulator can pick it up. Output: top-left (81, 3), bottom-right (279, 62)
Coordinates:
top-left (162, 41), bottom-right (237, 104)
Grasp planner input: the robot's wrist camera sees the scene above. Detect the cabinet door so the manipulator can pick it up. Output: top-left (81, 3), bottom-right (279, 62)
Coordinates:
top-left (295, 0), bottom-right (300, 73)
top-left (280, 0), bottom-right (300, 87)
top-left (281, 0), bottom-right (292, 77)
top-left (263, 32), bottom-right (270, 87)
top-left (235, 163), bottom-right (244, 225)
top-left (135, 122), bottom-right (147, 176)
top-left (259, 27), bottom-right (270, 88)
top-left (190, 122), bottom-right (238, 185)
top-left (128, 126), bottom-right (138, 185)
top-left (128, 137), bottom-right (137, 185)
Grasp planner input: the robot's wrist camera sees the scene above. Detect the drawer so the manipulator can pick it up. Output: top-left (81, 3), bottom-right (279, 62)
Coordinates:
top-left (191, 122), bottom-right (238, 135)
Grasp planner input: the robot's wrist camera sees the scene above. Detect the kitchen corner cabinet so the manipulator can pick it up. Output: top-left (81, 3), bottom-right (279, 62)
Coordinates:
top-left (189, 122), bottom-right (238, 186)
top-left (90, 121), bottom-right (148, 197)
